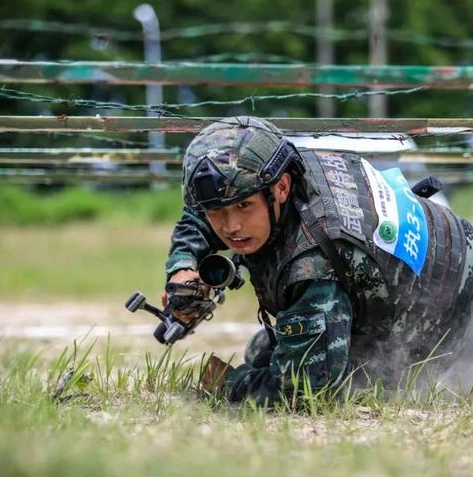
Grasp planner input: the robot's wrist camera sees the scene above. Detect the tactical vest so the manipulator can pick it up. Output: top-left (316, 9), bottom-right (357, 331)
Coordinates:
top-left (245, 149), bottom-right (473, 354)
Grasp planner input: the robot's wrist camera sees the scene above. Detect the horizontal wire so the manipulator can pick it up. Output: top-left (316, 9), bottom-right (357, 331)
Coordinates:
top-left (1, 19), bottom-right (473, 50)
top-left (0, 86), bottom-right (427, 113)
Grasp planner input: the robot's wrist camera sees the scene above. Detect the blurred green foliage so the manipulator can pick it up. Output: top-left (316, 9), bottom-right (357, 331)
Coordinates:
top-left (0, 185), bottom-right (184, 225)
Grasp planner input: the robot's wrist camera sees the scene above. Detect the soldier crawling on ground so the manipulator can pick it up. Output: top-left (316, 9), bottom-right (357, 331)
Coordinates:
top-left (162, 116), bottom-right (473, 405)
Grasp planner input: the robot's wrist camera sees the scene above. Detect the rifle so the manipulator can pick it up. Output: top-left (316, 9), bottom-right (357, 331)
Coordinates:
top-left (125, 254), bottom-right (244, 345)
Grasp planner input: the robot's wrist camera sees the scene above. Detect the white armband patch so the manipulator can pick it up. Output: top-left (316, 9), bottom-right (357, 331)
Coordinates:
top-left (362, 158), bottom-right (428, 276)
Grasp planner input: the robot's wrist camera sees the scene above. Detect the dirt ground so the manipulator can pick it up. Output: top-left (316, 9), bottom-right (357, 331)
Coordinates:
top-left (0, 300), bottom-right (260, 363)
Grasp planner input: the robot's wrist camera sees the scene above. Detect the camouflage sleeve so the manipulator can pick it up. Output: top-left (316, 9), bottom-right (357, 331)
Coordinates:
top-left (222, 280), bottom-right (353, 405)
top-left (165, 205), bottom-right (227, 278)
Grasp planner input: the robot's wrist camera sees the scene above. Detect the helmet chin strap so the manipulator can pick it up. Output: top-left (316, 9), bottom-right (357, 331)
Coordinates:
top-left (263, 188), bottom-right (285, 246)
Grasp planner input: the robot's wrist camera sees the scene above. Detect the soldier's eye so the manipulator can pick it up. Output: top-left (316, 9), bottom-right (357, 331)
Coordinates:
top-left (237, 201), bottom-right (251, 209)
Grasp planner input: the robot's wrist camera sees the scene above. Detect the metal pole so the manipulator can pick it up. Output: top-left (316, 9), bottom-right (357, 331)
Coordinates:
top-left (316, 0), bottom-right (335, 118)
top-left (369, 0), bottom-right (389, 117)
top-left (133, 3), bottom-right (164, 148)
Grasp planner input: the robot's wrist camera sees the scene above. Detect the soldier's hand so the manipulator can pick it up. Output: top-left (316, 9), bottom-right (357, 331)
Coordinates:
top-left (201, 355), bottom-right (234, 392)
top-left (161, 269), bottom-right (203, 323)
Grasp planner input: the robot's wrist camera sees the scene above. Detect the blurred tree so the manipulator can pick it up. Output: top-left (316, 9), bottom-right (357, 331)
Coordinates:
top-left (1, 0), bottom-right (473, 148)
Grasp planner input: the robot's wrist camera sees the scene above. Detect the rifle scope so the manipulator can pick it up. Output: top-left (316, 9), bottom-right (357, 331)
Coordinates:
top-left (198, 254), bottom-right (244, 290)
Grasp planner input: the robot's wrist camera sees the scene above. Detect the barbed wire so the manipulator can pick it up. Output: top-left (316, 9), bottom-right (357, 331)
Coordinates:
top-left (1, 19), bottom-right (473, 50)
top-left (0, 86), bottom-right (427, 113)
top-left (2, 118), bottom-right (472, 154)
top-left (2, 84), bottom-right (461, 149)
top-left (1, 129), bottom-right (471, 153)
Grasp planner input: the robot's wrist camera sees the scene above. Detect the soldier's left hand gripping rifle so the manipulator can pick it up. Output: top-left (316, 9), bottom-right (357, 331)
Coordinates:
top-left (125, 254), bottom-right (244, 345)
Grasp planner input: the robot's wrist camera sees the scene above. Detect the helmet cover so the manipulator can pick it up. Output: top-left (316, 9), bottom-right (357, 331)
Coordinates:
top-left (183, 116), bottom-right (294, 210)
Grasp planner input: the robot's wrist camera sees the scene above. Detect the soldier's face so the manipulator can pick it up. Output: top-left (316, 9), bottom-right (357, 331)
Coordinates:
top-left (204, 173), bottom-right (291, 255)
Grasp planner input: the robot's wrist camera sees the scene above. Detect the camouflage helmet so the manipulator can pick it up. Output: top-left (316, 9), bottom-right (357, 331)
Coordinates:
top-left (183, 116), bottom-right (301, 210)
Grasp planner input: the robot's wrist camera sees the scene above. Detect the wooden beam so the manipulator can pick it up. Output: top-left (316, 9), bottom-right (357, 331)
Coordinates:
top-left (2, 116), bottom-right (473, 134)
top-left (2, 60), bottom-right (473, 88)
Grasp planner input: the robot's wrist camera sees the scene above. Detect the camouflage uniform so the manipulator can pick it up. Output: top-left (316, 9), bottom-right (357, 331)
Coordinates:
top-left (166, 117), bottom-right (473, 405)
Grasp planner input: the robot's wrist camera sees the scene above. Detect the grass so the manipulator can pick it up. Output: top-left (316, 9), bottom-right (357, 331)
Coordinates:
top-left (449, 183), bottom-right (473, 220)
top-left (2, 339), bottom-right (473, 477)
top-left (0, 218), bottom-right (258, 322)
top-left (0, 186), bottom-right (184, 299)
top-left (0, 222), bottom-right (170, 300)
top-left (2, 185), bottom-right (473, 476)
